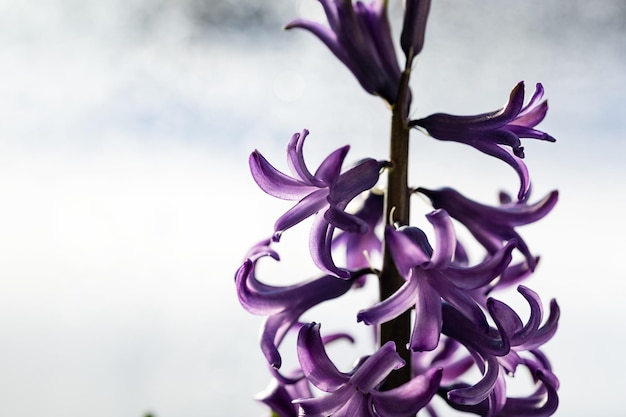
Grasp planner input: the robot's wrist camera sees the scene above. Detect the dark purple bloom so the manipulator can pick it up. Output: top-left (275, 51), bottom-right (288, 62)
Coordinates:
top-left (286, 1), bottom-right (403, 104)
top-left (400, 0), bottom-right (431, 61)
top-left (294, 322), bottom-right (442, 417)
top-left (417, 187), bottom-right (558, 275)
top-left (441, 351), bottom-right (559, 417)
top-left (250, 129), bottom-right (386, 278)
top-left (411, 82), bottom-right (555, 200)
top-left (438, 287), bottom-right (559, 413)
top-left (357, 210), bottom-right (516, 351)
top-left (235, 240), bottom-right (359, 368)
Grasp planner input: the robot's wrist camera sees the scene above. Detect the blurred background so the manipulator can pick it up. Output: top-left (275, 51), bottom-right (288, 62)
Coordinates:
top-left (0, 0), bottom-right (624, 415)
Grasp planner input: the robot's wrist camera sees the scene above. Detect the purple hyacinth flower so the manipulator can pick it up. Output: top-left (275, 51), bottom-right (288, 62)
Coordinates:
top-left (357, 210), bottom-right (516, 351)
top-left (235, 240), bottom-right (359, 369)
top-left (294, 322), bottom-right (442, 417)
top-left (331, 191), bottom-right (384, 284)
top-left (400, 0), bottom-right (431, 61)
top-left (417, 187), bottom-right (558, 275)
top-left (286, 0), bottom-right (403, 104)
top-left (442, 351), bottom-right (559, 417)
top-left (411, 82), bottom-right (555, 200)
top-left (439, 287), bottom-right (559, 412)
top-left (250, 129), bottom-right (386, 278)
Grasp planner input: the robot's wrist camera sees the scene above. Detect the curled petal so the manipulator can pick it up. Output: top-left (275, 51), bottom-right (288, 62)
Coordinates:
top-left (250, 151), bottom-right (316, 200)
top-left (286, 129), bottom-right (322, 185)
top-left (371, 367), bottom-right (442, 417)
top-left (424, 209), bottom-right (456, 269)
top-left (445, 240), bottom-right (516, 290)
top-left (448, 355), bottom-right (500, 405)
top-left (385, 226), bottom-right (430, 276)
top-left (357, 269), bottom-right (420, 325)
top-left (350, 341), bottom-right (405, 392)
top-left (297, 323), bottom-right (350, 391)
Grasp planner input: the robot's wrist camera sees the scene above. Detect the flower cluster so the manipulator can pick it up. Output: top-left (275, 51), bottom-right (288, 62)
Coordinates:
top-left (235, 1), bottom-right (561, 416)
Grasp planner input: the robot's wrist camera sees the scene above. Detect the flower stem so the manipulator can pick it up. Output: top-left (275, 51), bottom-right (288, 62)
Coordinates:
top-left (380, 67), bottom-right (412, 390)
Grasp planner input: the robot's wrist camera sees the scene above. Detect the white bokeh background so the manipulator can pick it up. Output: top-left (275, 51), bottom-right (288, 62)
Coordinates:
top-left (0, 0), bottom-right (624, 416)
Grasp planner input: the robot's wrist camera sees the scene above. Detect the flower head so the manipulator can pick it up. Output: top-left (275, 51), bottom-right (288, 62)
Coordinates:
top-left (250, 129), bottom-right (386, 277)
top-left (417, 187), bottom-right (558, 277)
top-left (357, 210), bottom-right (516, 351)
top-left (286, 1), bottom-right (403, 104)
top-left (411, 82), bottom-right (555, 200)
top-left (294, 322), bottom-right (442, 417)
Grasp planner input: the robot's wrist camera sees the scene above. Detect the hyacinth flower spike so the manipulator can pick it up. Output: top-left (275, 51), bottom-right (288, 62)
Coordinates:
top-left (294, 322), bottom-right (442, 417)
top-left (286, 0), bottom-right (403, 105)
top-left (357, 210), bottom-right (516, 351)
top-left (249, 129), bottom-right (387, 277)
top-left (411, 82), bottom-right (555, 200)
top-left (417, 187), bottom-right (558, 275)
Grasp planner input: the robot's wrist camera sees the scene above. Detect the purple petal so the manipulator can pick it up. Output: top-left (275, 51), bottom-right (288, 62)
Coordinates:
top-left (445, 240), bottom-right (516, 290)
top-left (274, 188), bottom-right (329, 233)
top-left (315, 145), bottom-right (350, 186)
top-left (294, 385), bottom-right (354, 416)
top-left (328, 158), bottom-right (385, 204)
top-left (309, 213), bottom-right (350, 278)
top-left (448, 355), bottom-right (500, 405)
top-left (324, 205), bottom-right (369, 233)
top-left (424, 209), bottom-right (455, 269)
top-left (249, 151), bottom-right (316, 200)
top-left (385, 226), bottom-right (430, 276)
top-left (357, 269), bottom-right (420, 325)
top-left (371, 367), bottom-right (442, 417)
top-left (471, 142), bottom-right (530, 200)
top-left (286, 129), bottom-right (324, 186)
top-left (297, 323), bottom-right (349, 391)
top-left (350, 342), bottom-right (405, 392)
top-left (409, 275), bottom-right (442, 351)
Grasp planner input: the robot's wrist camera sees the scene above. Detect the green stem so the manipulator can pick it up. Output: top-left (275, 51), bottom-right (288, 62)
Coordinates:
top-left (380, 67), bottom-right (412, 389)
